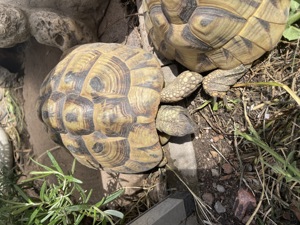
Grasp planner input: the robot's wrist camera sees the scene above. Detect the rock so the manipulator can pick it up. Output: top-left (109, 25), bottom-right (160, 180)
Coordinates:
top-left (202, 192), bottom-right (214, 206)
top-left (222, 163), bottom-right (233, 174)
top-left (214, 201), bottom-right (226, 213)
top-left (210, 150), bottom-right (218, 158)
top-left (216, 184), bottom-right (225, 193)
top-left (0, 66), bottom-right (17, 87)
top-left (29, 10), bottom-right (95, 50)
top-left (0, 0), bottom-right (110, 49)
top-left (0, 4), bottom-right (30, 47)
top-left (211, 168), bottom-right (220, 177)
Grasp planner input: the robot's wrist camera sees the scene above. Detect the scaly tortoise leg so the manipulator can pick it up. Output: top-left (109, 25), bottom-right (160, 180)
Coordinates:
top-left (160, 71), bottom-right (203, 103)
top-left (156, 105), bottom-right (198, 137)
top-left (202, 64), bottom-right (250, 98)
top-left (160, 64), bottom-right (249, 102)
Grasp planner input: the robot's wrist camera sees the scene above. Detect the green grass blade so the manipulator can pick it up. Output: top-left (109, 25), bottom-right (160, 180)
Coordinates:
top-left (28, 208), bottom-right (40, 225)
top-left (47, 151), bottom-right (64, 174)
top-left (64, 175), bottom-right (83, 184)
top-left (12, 205), bottom-right (33, 215)
top-left (29, 157), bottom-right (56, 172)
top-left (102, 189), bottom-right (124, 205)
top-left (13, 184), bottom-right (33, 203)
top-left (39, 182), bottom-right (47, 201)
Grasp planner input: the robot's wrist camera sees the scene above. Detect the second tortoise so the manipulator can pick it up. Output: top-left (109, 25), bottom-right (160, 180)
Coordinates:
top-left (143, 0), bottom-right (290, 97)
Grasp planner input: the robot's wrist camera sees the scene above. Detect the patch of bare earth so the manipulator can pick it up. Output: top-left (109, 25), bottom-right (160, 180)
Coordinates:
top-left (187, 40), bottom-right (300, 224)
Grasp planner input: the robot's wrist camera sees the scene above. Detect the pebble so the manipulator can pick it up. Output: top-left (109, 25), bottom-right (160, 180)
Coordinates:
top-left (210, 150), bottom-right (218, 158)
top-left (202, 192), bottom-right (214, 206)
top-left (216, 184), bottom-right (225, 193)
top-left (244, 163), bottom-right (253, 172)
top-left (211, 168), bottom-right (220, 177)
top-left (212, 135), bottom-right (224, 142)
top-left (222, 163), bottom-right (233, 174)
top-left (214, 201), bottom-right (226, 213)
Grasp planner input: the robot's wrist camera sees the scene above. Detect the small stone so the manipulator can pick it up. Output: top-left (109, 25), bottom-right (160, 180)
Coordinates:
top-left (244, 163), bottom-right (253, 172)
top-left (210, 150), bottom-right (218, 158)
top-left (222, 163), bottom-right (233, 174)
top-left (211, 168), bottom-right (220, 177)
top-left (216, 184), bottom-right (225, 193)
top-left (214, 201), bottom-right (226, 213)
top-left (212, 136), bottom-right (220, 142)
top-left (202, 192), bottom-right (214, 206)
top-left (218, 135), bottom-right (224, 140)
top-left (212, 182), bottom-right (217, 188)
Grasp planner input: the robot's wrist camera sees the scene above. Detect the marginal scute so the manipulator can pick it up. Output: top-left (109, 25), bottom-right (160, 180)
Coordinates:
top-left (37, 43), bottom-right (164, 173)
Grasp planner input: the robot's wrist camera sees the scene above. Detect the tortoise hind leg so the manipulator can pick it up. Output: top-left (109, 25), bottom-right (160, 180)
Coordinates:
top-left (156, 105), bottom-right (197, 137)
top-left (203, 64), bottom-right (250, 98)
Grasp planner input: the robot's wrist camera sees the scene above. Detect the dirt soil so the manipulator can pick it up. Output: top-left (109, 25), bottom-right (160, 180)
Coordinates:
top-left (1, 1), bottom-right (299, 225)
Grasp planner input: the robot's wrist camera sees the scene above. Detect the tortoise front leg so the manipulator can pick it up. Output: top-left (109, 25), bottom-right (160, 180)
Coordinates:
top-left (203, 64), bottom-right (250, 98)
top-left (160, 71), bottom-right (203, 103)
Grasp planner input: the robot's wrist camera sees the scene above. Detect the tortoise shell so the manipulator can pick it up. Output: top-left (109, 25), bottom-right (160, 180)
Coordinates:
top-left (37, 43), bottom-right (164, 173)
top-left (143, 0), bottom-right (290, 72)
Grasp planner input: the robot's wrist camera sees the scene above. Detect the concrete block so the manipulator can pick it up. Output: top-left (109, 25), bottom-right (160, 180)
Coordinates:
top-left (128, 192), bottom-right (195, 225)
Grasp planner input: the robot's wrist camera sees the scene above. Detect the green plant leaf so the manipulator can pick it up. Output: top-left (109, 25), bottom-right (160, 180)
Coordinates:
top-left (28, 208), bottom-right (40, 225)
top-left (12, 205), bottom-right (33, 215)
top-left (291, 0), bottom-right (300, 9)
top-left (287, 150), bottom-right (296, 164)
top-left (74, 213), bottom-right (85, 225)
top-left (283, 25), bottom-right (300, 41)
top-left (47, 151), bottom-right (64, 174)
top-left (64, 175), bottom-right (83, 184)
top-left (39, 181), bottom-right (47, 201)
top-left (94, 197), bottom-right (105, 208)
top-left (71, 159), bottom-right (76, 175)
top-left (41, 210), bottom-right (56, 223)
top-left (104, 209), bottom-right (124, 219)
top-left (13, 184), bottom-right (32, 203)
top-left (102, 189), bottom-right (124, 205)
top-left (65, 204), bottom-right (91, 212)
top-left (29, 157), bottom-right (56, 172)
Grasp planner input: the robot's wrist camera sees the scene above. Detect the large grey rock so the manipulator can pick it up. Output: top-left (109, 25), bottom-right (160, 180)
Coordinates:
top-left (0, 0), bottom-right (110, 49)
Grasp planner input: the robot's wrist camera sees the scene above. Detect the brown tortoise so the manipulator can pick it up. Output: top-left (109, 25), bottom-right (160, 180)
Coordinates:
top-left (37, 43), bottom-right (199, 173)
top-left (38, 1), bottom-right (290, 174)
top-left (143, 0), bottom-right (290, 97)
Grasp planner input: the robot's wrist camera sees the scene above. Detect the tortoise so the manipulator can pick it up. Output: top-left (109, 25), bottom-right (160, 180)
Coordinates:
top-left (37, 43), bottom-right (200, 173)
top-left (143, 0), bottom-right (290, 97)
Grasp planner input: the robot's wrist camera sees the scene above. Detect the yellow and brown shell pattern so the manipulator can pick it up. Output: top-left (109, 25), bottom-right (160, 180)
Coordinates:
top-left (144, 0), bottom-right (290, 72)
top-left (37, 43), bottom-right (164, 173)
